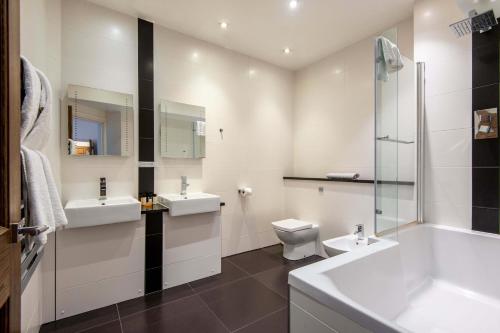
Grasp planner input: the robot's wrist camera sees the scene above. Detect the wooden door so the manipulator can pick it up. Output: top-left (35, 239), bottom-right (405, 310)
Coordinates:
top-left (0, 0), bottom-right (22, 331)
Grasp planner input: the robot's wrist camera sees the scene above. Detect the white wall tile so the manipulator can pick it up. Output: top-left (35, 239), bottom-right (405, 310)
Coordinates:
top-left (154, 24), bottom-right (294, 257)
top-left (426, 89), bottom-right (472, 132)
top-left (415, 0), bottom-right (473, 230)
top-left (426, 128), bottom-right (471, 168)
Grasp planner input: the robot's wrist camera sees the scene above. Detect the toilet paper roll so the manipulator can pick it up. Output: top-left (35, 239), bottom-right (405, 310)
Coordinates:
top-left (238, 187), bottom-right (253, 197)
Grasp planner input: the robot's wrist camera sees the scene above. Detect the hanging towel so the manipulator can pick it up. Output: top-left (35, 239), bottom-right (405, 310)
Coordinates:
top-left (195, 120), bottom-right (206, 136)
top-left (23, 68), bottom-right (52, 150)
top-left (20, 57), bottom-right (67, 243)
top-left (21, 147), bottom-right (67, 244)
top-left (20, 57), bottom-right (42, 143)
top-left (376, 37), bottom-right (404, 82)
top-left (326, 172), bottom-right (360, 180)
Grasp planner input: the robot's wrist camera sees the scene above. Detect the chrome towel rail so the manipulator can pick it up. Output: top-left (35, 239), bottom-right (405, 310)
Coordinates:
top-left (376, 135), bottom-right (415, 144)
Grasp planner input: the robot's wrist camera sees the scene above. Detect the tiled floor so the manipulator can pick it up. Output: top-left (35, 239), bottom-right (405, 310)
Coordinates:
top-left (40, 245), bottom-right (324, 333)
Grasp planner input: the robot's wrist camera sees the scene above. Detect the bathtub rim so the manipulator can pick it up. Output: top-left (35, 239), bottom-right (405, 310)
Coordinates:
top-left (289, 237), bottom-right (410, 333)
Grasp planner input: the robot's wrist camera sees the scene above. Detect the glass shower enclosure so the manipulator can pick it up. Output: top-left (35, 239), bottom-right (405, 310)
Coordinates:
top-left (375, 27), bottom-right (423, 237)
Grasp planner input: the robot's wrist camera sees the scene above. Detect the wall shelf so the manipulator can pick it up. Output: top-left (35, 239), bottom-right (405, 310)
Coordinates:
top-left (283, 177), bottom-right (414, 186)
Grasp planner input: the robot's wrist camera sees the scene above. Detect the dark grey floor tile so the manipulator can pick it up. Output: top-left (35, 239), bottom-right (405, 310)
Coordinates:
top-left (190, 259), bottom-right (248, 292)
top-left (199, 278), bottom-right (286, 331)
top-left (261, 244), bottom-right (283, 257)
top-left (226, 248), bottom-right (286, 274)
top-left (290, 255), bottom-right (325, 269)
top-left (117, 283), bottom-right (194, 317)
top-left (254, 266), bottom-right (290, 298)
top-left (79, 320), bottom-right (122, 333)
top-left (235, 308), bottom-right (288, 333)
top-left (254, 255), bottom-right (325, 298)
top-left (39, 305), bottom-right (118, 333)
top-left (121, 295), bottom-right (228, 333)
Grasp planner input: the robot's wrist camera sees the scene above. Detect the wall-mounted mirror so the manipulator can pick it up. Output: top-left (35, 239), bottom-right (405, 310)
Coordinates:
top-left (66, 85), bottom-right (133, 156)
top-left (159, 99), bottom-right (206, 159)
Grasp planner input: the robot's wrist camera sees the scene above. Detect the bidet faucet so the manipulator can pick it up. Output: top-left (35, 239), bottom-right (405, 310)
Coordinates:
top-left (180, 176), bottom-right (190, 196)
top-left (354, 224), bottom-right (364, 240)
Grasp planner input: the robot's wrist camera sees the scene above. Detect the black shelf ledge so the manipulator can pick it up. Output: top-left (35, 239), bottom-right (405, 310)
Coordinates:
top-left (141, 203), bottom-right (169, 215)
top-left (141, 202), bottom-right (226, 215)
top-left (283, 177), bottom-right (414, 186)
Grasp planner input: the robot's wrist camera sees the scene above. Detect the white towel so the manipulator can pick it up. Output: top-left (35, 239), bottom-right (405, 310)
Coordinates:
top-left (326, 173), bottom-right (360, 180)
top-left (23, 68), bottom-right (52, 150)
top-left (20, 57), bottom-right (42, 143)
top-left (376, 37), bottom-right (404, 82)
top-left (21, 146), bottom-right (67, 244)
top-left (195, 120), bottom-right (206, 136)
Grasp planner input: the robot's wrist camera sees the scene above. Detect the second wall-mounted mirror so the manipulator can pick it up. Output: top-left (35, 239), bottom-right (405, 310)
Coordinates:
top-left (66, 85), bottom-right (134, 156)
top-left (160, 99), bottom-right (206, 159)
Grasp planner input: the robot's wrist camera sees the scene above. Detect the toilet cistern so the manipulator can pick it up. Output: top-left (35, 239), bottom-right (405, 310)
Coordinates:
top-left (180, 176), bottom-right (190, 196)
top-left (354, 224), bottom-right (364, 240)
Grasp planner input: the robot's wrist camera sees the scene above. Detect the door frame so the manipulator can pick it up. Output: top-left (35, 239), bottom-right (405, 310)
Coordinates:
top-left (1, 0), bottom-right (22, 331)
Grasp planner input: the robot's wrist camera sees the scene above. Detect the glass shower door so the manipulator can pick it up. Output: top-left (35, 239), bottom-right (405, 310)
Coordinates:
top-left (375, 27), bottom-right (418, 237)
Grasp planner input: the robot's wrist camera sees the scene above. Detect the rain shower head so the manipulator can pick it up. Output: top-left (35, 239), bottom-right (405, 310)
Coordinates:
top-left (450, 9), bottom-right (497, 37)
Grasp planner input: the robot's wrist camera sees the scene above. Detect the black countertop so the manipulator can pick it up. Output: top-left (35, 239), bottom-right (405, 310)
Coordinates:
top-left (141, 202), bottom-right (226, 215)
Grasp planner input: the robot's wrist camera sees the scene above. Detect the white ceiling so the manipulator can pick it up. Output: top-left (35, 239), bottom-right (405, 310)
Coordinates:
top-left (88, 0), bottom-right (414, 70)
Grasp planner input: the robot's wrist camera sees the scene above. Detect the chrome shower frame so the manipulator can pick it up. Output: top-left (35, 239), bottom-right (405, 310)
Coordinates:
top-left (416, 62), bottom-right (426, 224)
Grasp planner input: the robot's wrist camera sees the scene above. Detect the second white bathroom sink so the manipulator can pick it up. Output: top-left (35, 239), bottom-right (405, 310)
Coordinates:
top-left (323, 235), bottom-right (378, 257)
top-left (159, 192), bottom-right (220, 216)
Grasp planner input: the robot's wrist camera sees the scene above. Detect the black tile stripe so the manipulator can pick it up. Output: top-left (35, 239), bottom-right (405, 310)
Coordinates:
top-left (138, 18), bottom-right (162, 293)
top-left (472, 26), bottom-right (500, 233)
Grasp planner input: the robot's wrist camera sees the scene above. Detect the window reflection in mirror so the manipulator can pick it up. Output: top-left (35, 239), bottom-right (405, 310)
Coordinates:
top-left (159, 100), bottom-right (206, 159)
top-left (66, 85), bottom-right (133, 156)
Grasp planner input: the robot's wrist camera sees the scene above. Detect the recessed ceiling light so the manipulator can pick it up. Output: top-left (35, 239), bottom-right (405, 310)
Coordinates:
top-left (289, 0), bottom-right (299, 10)
top-left (283, 47), bottom-right (292, 55)
top-left (219, 21), bottom-right (228, 30)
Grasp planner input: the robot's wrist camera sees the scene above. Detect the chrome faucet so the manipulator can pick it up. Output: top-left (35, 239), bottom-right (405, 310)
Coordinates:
top-left (354, 224), bottom-right (364, 240)
top-left (180, 176), bottom-right (190, 196)
top-left (99, 177), bottom-right (107, 200)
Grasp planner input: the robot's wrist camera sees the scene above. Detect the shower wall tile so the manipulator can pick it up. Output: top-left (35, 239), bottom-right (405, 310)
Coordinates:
top-left (472, 19), bottom-right (500, 49)
top-left (472, 42), bottom-right (499, 88)
top-left (472, 167), bottom-right (499, 208)
top-left (472, 207), bottom-right (499, 234)
top-left (426, 89), bottom-right (472, 132)
top-left (415, 0), bottom-right (473, 230)
top-left (471, 24), bottom-right (500, 233)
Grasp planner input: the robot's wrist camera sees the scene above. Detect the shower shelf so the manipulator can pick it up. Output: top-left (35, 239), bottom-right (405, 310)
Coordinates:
top-left (283, 177), bottom-right (414, 186)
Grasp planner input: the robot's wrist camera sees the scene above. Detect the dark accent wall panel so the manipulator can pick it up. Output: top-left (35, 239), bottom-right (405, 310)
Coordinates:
top-left (138, 19), bottom-right (155, 162)
top-left (472, 22), bottom-right (500, 234)
top-left (138, 18), bottom-right (163, 294)
top-left (138, 167), bottom-right (154, 194)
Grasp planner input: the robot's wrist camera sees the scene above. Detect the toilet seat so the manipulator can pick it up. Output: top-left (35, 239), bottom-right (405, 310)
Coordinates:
top-left (272, 219), bottom-right (313, 232)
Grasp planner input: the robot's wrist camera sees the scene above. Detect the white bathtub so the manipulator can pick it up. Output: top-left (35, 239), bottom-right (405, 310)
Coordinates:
top-left (289, 224), bottom-right (500, 333)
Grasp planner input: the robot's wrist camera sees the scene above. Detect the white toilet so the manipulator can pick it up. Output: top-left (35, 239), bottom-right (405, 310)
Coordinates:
top-left (271, 219), bottom-right (319, 260)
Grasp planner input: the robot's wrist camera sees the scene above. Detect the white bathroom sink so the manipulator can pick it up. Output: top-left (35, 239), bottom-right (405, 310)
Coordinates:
top-left (158, 192), bottom-right (220, 217)
top-left (322, 235), bottom-right (378, 257)
top-left (64, 196), bottom-right (141, 229)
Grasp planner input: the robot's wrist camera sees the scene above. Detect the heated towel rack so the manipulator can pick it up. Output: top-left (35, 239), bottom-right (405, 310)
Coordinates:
top-left (18, 162), bottom-right (47, 292)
